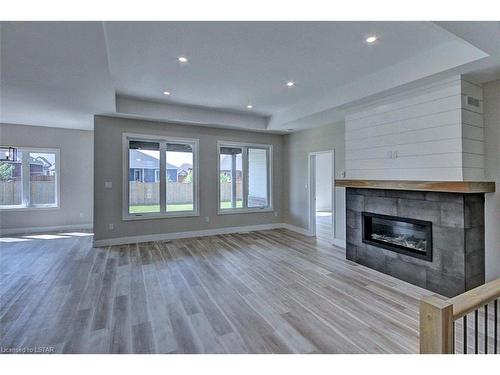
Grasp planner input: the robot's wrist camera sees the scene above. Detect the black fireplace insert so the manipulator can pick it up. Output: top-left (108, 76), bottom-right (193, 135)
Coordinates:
top-left (362, 212), bottom-right (432, 261)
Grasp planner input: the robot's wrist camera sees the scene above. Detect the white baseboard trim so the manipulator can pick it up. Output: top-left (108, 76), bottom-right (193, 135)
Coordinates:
top-left (93, 222), bottom-right (341, 247)
top-left (0, 223), bottom-right (93, 236)
top-left (333, 238), bottom-right (347, 249)
top-left (93, 223), bottom-right (284, 247)
top-left (281, 223), bottom-right (313, 237)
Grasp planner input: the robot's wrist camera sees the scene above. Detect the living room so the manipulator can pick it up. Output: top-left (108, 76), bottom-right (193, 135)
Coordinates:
top-left (1, 1), bottom-right (499, 373)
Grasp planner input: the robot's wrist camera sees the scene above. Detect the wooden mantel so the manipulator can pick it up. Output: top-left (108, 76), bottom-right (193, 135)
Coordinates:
top-left (335, 179), bottom-right (495, 193)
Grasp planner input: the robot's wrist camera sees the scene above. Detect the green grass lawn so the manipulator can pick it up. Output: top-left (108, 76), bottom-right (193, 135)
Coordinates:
top-left (129, 203), bottom-right (193, 213)
top-left (226, 200), bottom-right (243, 209)
top-left (129, 200), bottom-right (242, 213)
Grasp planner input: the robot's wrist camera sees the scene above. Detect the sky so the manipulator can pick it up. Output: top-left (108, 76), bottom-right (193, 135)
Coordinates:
top-left (30, 152), bottom-right (55, 163)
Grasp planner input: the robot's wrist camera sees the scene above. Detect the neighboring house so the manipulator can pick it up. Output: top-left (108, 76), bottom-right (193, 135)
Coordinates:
top-left (33, 156), bottom-right (55, 176)
top-left (4, 156), bottom-right (54, 181)
top-left (129, 150), bottom-right (189, 183)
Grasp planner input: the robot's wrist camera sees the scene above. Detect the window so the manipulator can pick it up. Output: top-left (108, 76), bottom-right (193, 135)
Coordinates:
top-left (218, 142), bottom-right (272, 213)
top-left (128, 140), bottom-right (160, 214)
top-left (248, 148), bottom-right (269, 208)
top-left (219, 146), bottom-right (243, 209)
top-left (166, 142), bottom-right (194, 212)
top-left (124, 134), bottom-right (198, 219)
top-left (0, 147), bottom-right (59, 210)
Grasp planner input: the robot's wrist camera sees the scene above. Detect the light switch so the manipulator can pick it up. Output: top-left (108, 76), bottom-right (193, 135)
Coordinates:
top-left (105, 181), bottom-right (112, 188)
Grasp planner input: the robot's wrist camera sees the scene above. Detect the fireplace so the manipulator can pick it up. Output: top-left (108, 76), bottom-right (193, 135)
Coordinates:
top-left (362, 212), bottom-right (432, 261)
top-left (343, 185), bottom-right (489, 297)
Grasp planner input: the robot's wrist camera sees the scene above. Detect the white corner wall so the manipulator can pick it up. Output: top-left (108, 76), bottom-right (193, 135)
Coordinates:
top-left (345, 76), bottom-right (484, 181)
top-left (483, 79), bottom-right (500, 281)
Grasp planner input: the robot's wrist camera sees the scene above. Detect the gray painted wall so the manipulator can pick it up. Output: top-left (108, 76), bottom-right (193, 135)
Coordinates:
top-left (483, 79), bottom-right (500, 281)
top-left (0, 123), bottom-right (93, 233)
top-left (93, 115), bottom-right (283, 242)
top-left (283, 121), bottom-right (346, 241)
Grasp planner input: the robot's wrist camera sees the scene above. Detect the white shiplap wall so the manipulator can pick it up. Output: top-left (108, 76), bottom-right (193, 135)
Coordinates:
top-left (461, 80), bottom-right (485, 180)
top-left (345, 76), bottom-right (484, 181)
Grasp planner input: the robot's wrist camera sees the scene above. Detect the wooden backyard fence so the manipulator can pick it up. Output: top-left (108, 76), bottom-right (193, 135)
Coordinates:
top-left (0, 180), bottom-right (55, 205)
top-left (128, 181), bottom-right (242, 205)
top-left (0, 181), bottom-right (244, 206)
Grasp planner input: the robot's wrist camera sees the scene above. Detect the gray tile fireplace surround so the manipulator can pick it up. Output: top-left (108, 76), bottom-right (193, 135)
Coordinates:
top-left (346, 188), bottom-right (485, 297)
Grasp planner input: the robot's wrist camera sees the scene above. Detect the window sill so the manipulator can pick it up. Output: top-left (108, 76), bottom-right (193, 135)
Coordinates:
top-left (122, 211), bottom-right (200, 221)
top-left (217, 207), bottom-right (274, 215)
top-left (0, 205), bottom-right (59, 211)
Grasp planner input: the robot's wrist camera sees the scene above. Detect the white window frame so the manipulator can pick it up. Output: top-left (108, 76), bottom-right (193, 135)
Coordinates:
top-left (217, 141), bottom-right (273, 215)
top-left (122, 133), bottom-right (199, 221)
top-left (0, 147), bottom-right (60, 211)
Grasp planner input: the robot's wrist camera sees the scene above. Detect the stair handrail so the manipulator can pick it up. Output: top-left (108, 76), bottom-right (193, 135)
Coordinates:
top-left (419, 278), bottom-right (500, 354)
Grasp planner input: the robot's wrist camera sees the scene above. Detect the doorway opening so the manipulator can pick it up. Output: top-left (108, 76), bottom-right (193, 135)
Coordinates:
top-left (308, 151), bottom-right (334, 243)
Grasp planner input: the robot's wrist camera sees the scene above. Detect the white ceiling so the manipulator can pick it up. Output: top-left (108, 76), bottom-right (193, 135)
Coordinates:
top-left (1, 21), bottom-right (499, 132)
top-left (0, 22), bottom-right (115, 130)
top-left (105, 21), bottom-right (454, 115)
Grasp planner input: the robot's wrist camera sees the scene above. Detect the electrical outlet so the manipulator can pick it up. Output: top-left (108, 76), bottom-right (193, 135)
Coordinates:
top-left (108, 223), bottom-right (114, 231)
top-left (274, 211), bottom-right (279, 217)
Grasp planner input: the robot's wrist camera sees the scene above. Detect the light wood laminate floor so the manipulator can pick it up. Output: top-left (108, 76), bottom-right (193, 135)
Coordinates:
top-left (315, 211), bottom-right (333, 242)
top-left (0, 229), bottom-right (435, 354)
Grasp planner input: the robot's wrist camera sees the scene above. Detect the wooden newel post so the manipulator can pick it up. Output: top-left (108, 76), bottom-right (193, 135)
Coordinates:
top-left (419, 295), bottom-right (455, 353)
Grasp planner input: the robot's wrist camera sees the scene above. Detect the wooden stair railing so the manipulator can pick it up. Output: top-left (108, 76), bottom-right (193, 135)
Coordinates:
top-left (419, 278), bottom-right (500, 354)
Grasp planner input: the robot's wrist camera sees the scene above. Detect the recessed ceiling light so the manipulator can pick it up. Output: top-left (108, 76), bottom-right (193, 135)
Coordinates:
top-left (178, 56), bottom-right (188, 63)
top-left (365, 36), bottom-right (377, 44)
top-left (163, 91), bottom-right (171, 96)
top-left (247, 104), bottom-right (253, 109)
top-left (286, 81), bottom-right (295, 87)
